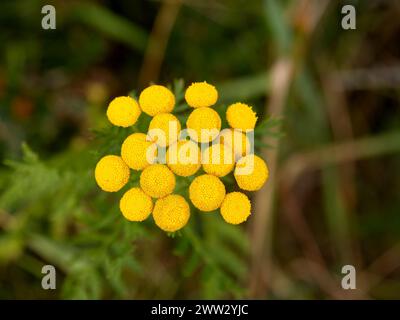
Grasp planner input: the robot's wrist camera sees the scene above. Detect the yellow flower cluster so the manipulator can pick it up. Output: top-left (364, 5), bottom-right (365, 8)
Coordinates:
top-left (94, 81), bottom-right (269, 232)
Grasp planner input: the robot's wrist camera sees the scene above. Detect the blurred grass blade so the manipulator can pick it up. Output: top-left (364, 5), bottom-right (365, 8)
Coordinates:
top-left (71, 2), bottom-right (147, 52)
top-left (263, 0), bottom-right (293, 55)
top-left (218, 72), bottom-right (270, 102)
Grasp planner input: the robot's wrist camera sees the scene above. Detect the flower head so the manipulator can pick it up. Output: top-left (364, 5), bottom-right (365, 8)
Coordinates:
top-left (120, 187), bottom-right (153, 221)
top-left (167, 140), bottom-right (201, 177)
top-left (139, 85), bottom-right (175, 116)
top-left (94, 155), bottom-right (130, 192)
top-left (106, 96), bottom-right (141, 127)
top-left (202, 143), bottom-right (234, 177)
top-left (234, 154), bottom-right (268, 191)
top-left (189, 174), bottom-right (226, 212)
top-left (226, 103), bottom-right (257, 130)
top-left (153, 194), bottom-right (190, 232)
top-left (121, 133), bottom-right (157, 170)
top-left (220, 192), bottom-right (251, 224)
top-left (185, 81), bottom-right (218, 108)
top-left (186, 107), bottom-right (221, 143)
top-left (148, 113), bottom-right (181, 147)
top-left (140, 164), bottom-right (176, 198)
top-left (219, 128), bottom-right (251, 159)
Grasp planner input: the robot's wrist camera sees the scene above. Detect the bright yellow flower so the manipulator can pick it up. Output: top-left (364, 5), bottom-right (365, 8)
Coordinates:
top-left (140, 164), bottom-right (176, 198)
top-left (219, 128), bottom-right (251, 159)
top-left (106, 96), bottom-right (141, 127)
top-left (226, 103), bottom-right (257, 130)
top-left (139, 85), bottom-right (175, 116)
top-left (153, 194), bottom-right (190, 232)
top-left (186, 107), bottom-right (221, 143)
top-left (234, 154), bottom-right (268, 191)
top-left (189, 174), bottom-right (226, 212)
top-left (202, 143), bottom-right (234, 177)
top-left (166, 140), bottom-right (201, 177)
top-left (185, 81), bottom-right (218, 108)
top-left (94, 155), bottom-right (130, 192)
top-left (148, 113), bottom-right (181, 147)
top-left (120, 187), bottom-right (153, 221)
top-left (220, 192), bottom-right (251, 224)
top-left (121, 133), bottom-right (157, 170)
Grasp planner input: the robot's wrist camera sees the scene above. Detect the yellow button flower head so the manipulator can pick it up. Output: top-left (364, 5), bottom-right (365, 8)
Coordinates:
top-left (148, 113), bottom-right (181, 147)
top-left (219, 128), bottom-right (251, 159)
top-left (153, 194), bottom-right (190, 232)
top-left (167, 140), bottom-right (201, 177)
top-left (94, 155), bottom-right (130, 192)
top-left (189, 174), bottom-right (226, 212)
top-left (120, 188), bottom-right (153, 222)
top-left (121, 133), bottom-right (157, 170)
top-left (226, 103), bottom-right (257, 130)
top-left (140, 164), bottom-right (176, 198)
top-left (185, 81), bottom-right (218, 108)
top-left (139, 85), bottom-right (175, 116)
top-left (202, 143), bottom-right (234, 177)
top-left (234, 154), bottom-right (269, 191)
top-left (220, 192), bottom-right (251, 225)
top-left (186, 107), bottom-right (221, 143)
top-left (106, 96), bottom-right (141, 127)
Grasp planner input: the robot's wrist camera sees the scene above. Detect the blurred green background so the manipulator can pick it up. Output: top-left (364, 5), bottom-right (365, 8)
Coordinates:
top-left (1, 0), bottom-right (400, 299)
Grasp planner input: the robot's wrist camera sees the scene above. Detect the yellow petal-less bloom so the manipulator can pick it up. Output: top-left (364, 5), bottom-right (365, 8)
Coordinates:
top-left (153, 194), bottom-right (190, 232)
top-left (220, 192), bottom-right (251, 224)
top-left (219, 128), bottom-right (251, 159)
top-left (186, 107), bottom-right (221, 143)
top-left (120, 188), bottom-right (153, 222)
top-left (202, 143), bottom-right (234, 177)
top-left (185, 81), bottom-right (218, 108)
top-left (140, 164), bottom-right (176, 198)
top-left (167, 140), bottom-right (201, 177)
top-left (234, 155), bottom-right (269, 191)
top-left (139, 85), bottom-right (175, 116)
top-left (121, 133), bottom-right (157, 170)
top-left (226, 103), bottom-right (257, 130)
top-left (148, 113), bottom-right (181, 147)
top-left (189, 174), bottom-right (226, 212)
top-left (106, 96), bottom-right (141, 127)
top-left (94, 155), bottom-right (130, 192)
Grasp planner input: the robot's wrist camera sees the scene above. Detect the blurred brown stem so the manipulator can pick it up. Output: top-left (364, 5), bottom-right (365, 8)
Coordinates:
top-left (249, 0), bottom-right (330, 298)
top-left (249, 59), bottom-right (294, 297)
top-left (138, 0), bottom-right (182, 87)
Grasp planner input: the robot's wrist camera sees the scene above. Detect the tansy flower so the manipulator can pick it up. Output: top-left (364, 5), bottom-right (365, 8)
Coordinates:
top-left (220, 192), bottom-right (251, 225)
top-left (226, 103), bottom-right (257, 130)
top-left (120, 187), bottom-right (153, 222)
top-left (153, 194), bottom-right (190, 232)
top-left (94, 155), bottom-right (130, 192)
top-left (202, 143), bottom-right (234, 177)
top-left (166, 140), bottom-right (201, 177)
top-left (185, 81), bottom-right (218, 108)
top-left (189, 174), bottom-right (226, 212)
top-left (148, 113), bottom-right (181, 147)
top-left (186, 107), bottom-right (221, 143)
top-left (106, 96), bottom-right (141, 127)
top-left (234, 154), bottom-right (269, 191)
top-left (140, 164), bottom-right (176, 198)
top-left (219, 128), bottom-right (251, 159)
top-left (139, 85), bottom-right (175, 116)
top-left (121, 133), bottom-right (157, 170)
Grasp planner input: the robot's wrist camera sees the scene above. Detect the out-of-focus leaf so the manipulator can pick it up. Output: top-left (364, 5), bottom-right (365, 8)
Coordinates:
top-left (70, 2), bottom-right (147, 52)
